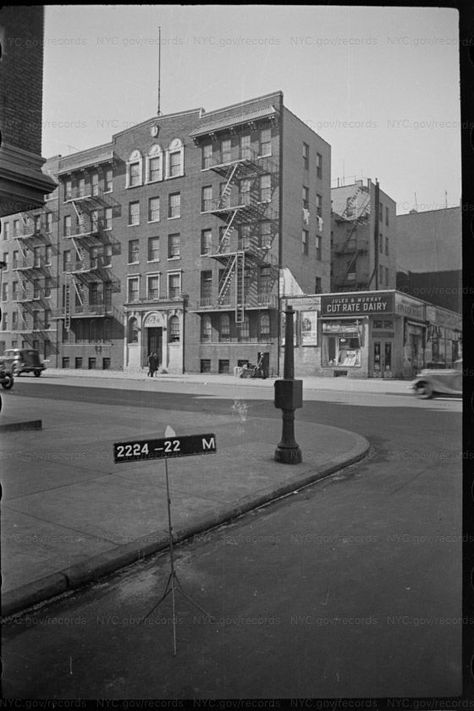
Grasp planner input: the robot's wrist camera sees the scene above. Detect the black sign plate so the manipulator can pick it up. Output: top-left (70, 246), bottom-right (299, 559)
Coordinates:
top-left (114, 433), bottom-right (216, 463)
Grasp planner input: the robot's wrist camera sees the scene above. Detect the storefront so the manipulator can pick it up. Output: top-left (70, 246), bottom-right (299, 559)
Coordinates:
top-left (283, 290), bottom-right (461, 379)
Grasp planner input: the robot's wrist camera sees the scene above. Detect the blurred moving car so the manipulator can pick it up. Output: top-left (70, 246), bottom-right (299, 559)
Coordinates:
top-left (0, 357), bottom-right (14, 390)
top-left (410, 359), bottom-right (462, 399)
top-left (2, 348), bottom-right (46, 377)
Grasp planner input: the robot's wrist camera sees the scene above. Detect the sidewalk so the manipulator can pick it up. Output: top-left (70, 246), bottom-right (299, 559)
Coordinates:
top-left (38, 366), bottom-right (413, 395)
top-left (1, 385), bottom-right (369, 617)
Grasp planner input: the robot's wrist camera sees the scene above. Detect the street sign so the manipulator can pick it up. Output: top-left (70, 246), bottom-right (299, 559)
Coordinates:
top-left (113, 433), bottom-right (216, 464)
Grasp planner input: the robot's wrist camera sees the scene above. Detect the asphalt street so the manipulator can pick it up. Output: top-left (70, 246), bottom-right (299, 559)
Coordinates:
top-left (1, 377), bottom-right (462, 699)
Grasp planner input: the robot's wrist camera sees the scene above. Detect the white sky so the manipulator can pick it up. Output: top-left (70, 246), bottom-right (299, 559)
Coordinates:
top-left (42, 4), bottom-right (461, 215)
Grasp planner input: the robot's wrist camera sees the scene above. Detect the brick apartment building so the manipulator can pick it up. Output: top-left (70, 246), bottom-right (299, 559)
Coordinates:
top-left (395, 206), bottom-right (461, 313)
top-left (0, 91), bottom-right (331, 375)
top-left (0, 6), bottom-right (56, 217)
top-left (330, 178), bottom-right (397, 292)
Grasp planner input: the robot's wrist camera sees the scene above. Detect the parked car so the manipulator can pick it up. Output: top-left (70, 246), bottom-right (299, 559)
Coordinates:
top-left (0, 358), bottom-right (14, 390)
top-left (410, 359), bottom-right (462, 399)
top-left (2, 348), bottom-right (46, 377)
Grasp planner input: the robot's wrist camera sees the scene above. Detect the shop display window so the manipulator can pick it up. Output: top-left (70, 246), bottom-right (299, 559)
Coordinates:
top-left (322, 334), bottom-right (361, 367)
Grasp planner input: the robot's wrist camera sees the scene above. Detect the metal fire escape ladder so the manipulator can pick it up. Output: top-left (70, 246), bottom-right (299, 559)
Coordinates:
top-left (218, 163), bottom-right (240, 209)
top-left (340, 197), bottom-right (371, 284)
top-left (64, 273), bottom-right (71, 331)
top-left (218, 209), bottom-right (239, 252)
top-left (234, 252), bottom-right (245, 324)
top-left (217, 254), bottom-right (237, 303)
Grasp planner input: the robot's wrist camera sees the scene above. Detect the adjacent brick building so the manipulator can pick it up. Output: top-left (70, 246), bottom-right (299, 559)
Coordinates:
top-left (330, 178), bottom-right (397, 292)
top-left (395, 206), bottom-right (461, 313)
top-left (0, 6), bottom-right (56, 217)
top-left (0, 92), bottom-right (332, 375)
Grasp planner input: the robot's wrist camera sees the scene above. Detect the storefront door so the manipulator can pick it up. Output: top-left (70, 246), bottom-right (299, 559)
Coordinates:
top-left (147, 327), bottom-right (162, 366)
top-left (373, 340), bottom-right (393, 378)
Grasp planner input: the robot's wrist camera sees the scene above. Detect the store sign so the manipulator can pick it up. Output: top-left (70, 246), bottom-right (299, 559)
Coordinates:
top-left (321, 292), bottom-right (394, 316)
top-left (301, 311), bottom-right (318, 346)
top-left (394, 293), bottom-right (424, 321)
top-left (322, 320), bottom-right (361, 334)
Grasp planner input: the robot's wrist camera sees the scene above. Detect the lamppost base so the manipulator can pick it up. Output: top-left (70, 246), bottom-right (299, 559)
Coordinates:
top-left (274, 445), bottom-right (302, 465)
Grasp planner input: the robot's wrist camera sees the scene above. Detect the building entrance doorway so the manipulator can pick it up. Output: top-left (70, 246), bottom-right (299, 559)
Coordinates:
top-left (147, 327), bottom-right (162, 367)
top-left (373, 340), bottom-right (393, 378)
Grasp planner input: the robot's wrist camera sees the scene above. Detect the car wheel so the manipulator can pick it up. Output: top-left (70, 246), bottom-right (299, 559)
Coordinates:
top-left (417, 382), bottom-right (434, 399)
top-left (34, 370), bottom-right (41, 377)
top-left (1, 373), bottom-right (14, 390)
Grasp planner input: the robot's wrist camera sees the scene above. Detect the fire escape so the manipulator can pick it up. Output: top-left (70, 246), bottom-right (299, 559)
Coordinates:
top-left (334, 186), bottom-right (371, 290)
top-left (201, 144), bottom-right (279, 323)
top-left (56, 174), bottom-right (120, 329)
top-left (13, 212), bottom-right (58, 345)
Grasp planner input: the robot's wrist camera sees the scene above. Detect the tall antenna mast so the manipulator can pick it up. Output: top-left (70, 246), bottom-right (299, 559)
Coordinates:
top-left (157, 26), bottom-right (162, 116)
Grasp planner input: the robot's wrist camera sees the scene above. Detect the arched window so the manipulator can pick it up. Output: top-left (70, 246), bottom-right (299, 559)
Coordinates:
top-left (201, 314), bottom-right (212, 342)
top-left (166, 138), bottom-right (184, 179)
top-left (127, 317), bottom-right (139, 343)
top-left (126, 150), bottom-right (143, 188)
top-left (168, 315), bottom-right (180, 343)
top-left (259, 313), bottom-right (270, 339)
top-left (219, 313), bottom-right (230, 342)
top-left (146, 145), bottom-right (163, 183)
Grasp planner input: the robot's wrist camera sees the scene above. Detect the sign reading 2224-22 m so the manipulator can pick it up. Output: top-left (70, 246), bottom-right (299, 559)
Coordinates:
top-left (114, 434), bottom-right (217, 464)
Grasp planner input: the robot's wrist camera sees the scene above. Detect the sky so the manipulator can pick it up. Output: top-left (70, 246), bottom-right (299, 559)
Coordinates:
top-left (42, 4), bottom-right (461, 215)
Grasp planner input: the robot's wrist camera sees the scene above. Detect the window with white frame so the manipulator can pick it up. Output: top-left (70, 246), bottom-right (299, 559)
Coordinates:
top-left (168, 272), bottom-right (181, 299)
top-left (221, 138), bottom-right (231, 163)
top-left (148, 197), bottom-right (160, 222)
top-left (103, 244), bottom-right (112, 267)
top-left (260, 175), bottom-right (271, 203)
top-left (12, 310), bottom-right (18, 330)
top-left (148, 236), bottom-right (160, 262)
top-left (316, 152), bottom-right (322, 178)
top-left (127, 316), bottom-right (139, 342)
top-left (127, 150), bottom-right (143, 188)
top-left (260, 128), bottom-right (272, 157)
top-left (302, 185), bottom-right (309, 210)
top-left (2, 282), bottom-right (8, 301)
top-left (104, 207), bottom-right (112, 231)
top-left (128, 239), bottom-right (139, 263)
top-left (168, 192), bottom-right (181, 219)
top-left (168, 233), bottom-right (180, 259)
top-left (128, 201), bottom-right (140, 226)
top-left (219, 313), bottom-right (230, 341)
top-left (166, 138), bottom-right (184, 178)
top-left (240, 178), bottom-right (251, 205)
top-left (316, 234), bottom-right (322, 261)
top-left (46, 213), bottom-right (53, 233)
top-left (127, 276), bottom-right (140, 302)
top-left (168, 315), bottom-right (180, 342)
top-left (202, 143), bottom-right (213, 169)
top-left (201, 229), bottom-right (212, 255)
top-left (45, 245), bottom-right (52, 265)
top-left (91, 171), bottom-right (99, 196)
top-left (302, 229), bottom-right (309, 255)
top-left (104, 168), bottom-right (113, 193)
top-left (260, 221), bottom-right (272, 249)
top-left (13, 219), bottom-right (20, 237)
top-left (34, 215), bottom-right (42, 232)
top-left (78, 176), bottom-right (86, 197)
top-left (44, 277), bottom-right (52, 297)
top-left (316, 194), bottom-right (322, 217)
top-left (147, 274), bottom-right (160, 300)
top-left (33, 246), bottom-right (41, 267)
top-left (147, 145), bottom-right (163, 183)
top-left (239, 315), bottom-right (250, 340)
top-left (201, 314), bottom-right (212, 342)
top-left (303, 142), bottom-right (309, 170)
top-left (64, 215), bottom-right (72, 236)
top-left (65, 178), bottom-right (72, 201)
top-left (240, 134), bottom-right (251, 160)
top-left (12, 281), bottom-right (18, 300)
top-left (3, 221), bottom-right (10, 240)
top-left (12, 250), bottom-right (18, 268)
top-left (259, 312), bottom-right (270, 338)
top-left (202, 186), bottom-right (212, 212)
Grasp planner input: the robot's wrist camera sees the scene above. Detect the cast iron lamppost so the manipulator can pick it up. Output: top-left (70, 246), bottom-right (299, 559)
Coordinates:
top-left (274, 304), bottom-right (303, 464)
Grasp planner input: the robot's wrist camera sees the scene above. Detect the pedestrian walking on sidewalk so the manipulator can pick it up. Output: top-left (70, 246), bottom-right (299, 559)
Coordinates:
top-left (147, 353), bottom-right (157, 377)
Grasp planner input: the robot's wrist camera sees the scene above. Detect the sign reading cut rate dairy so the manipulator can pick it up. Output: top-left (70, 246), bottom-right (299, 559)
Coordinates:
top-left (320, 292), bottom-right (395, 316)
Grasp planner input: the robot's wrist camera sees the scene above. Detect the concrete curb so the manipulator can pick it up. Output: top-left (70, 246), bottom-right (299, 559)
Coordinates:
top-left (1, 435), bottom-right (369, 618)
top-left (0, 419), bottom-right (42, 432)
